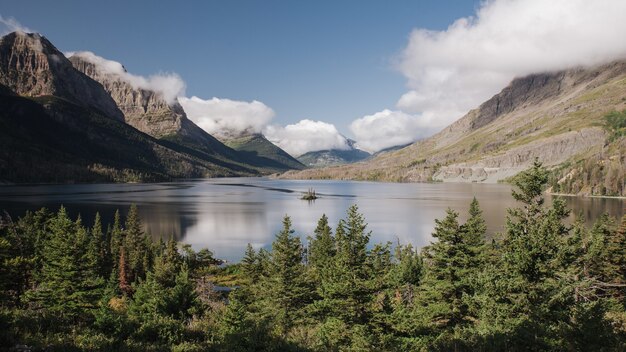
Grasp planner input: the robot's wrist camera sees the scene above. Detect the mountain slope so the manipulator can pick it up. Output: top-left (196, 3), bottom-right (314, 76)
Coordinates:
top-left (281, 61), bottom-right (626, 195)
top-left (0, 86), bottom-right (256, 183)
top-left (68, 53), bottom-right (242, 161)
top-left (0, 32), bottom-right (124, 121)
top-left (0, 32), bottom-right (260, 183)
top-left (223, 133), bottom-right (305, 171)
top-left (69, 53), bottom-right (302, 173)
top-left (297, 140), bottom-right (370, 168)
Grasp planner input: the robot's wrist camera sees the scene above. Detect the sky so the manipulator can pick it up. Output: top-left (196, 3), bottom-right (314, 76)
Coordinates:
top-left (2, 0), bottom-right (626, 155)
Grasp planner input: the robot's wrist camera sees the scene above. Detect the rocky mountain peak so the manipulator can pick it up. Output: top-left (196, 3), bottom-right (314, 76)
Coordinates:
top-left (0, 32), bottom-right (124, 120)
top-left (68, 53), bottom-right (185, 138)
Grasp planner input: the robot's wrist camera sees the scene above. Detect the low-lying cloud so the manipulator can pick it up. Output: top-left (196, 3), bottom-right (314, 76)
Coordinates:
top-left (394, 0), bottom-right (626, 133)
top-left (179, 96), bottom-right (275, 138)
top-left (66, 51), bottom-right (186, 104)
top-left (264, 119), bottom-right (350, 157)
top-left (0, 15), bottom-right (33, 35)
top-left (350, 110), bottom-right (434, 153)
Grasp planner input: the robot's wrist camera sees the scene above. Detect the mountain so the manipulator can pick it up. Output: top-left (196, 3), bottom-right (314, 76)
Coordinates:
top-left (0, 32), bottom-right (124, 121)
top-left (69, 53), bottom-right (301, 173)
top-left (0, 32), bottom-right (259, 183)
top-left (0, 85), bottom-right (256, 183)
top-left (222, 133), bottom-right (306, 171)
top-left (297, 139), bottom-right (370, 168)
top-left (281, 61), bottom-right (626, 196)
top-left (68, 53), bottom-right (243, 161)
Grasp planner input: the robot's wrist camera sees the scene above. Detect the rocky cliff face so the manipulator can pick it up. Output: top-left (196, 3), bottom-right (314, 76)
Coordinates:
top-left (0, 32), bottom-right (123, 120)
top-left (68, 54), bottom-right (184, 138)
top-left (69, 53), bottom-right (243, 161)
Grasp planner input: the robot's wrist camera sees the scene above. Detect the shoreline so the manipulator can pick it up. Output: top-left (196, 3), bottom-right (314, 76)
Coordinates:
top-left (2, 176), bottom-right (625, 201)
top-left (546, 191), bottom-right (626, 200)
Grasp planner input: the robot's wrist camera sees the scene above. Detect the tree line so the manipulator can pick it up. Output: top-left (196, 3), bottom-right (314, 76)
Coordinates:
top-left (0, 160), bottom-right (625, 351)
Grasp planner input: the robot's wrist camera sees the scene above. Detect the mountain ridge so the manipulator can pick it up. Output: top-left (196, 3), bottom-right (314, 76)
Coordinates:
top-left (0, 32), bottom-right (265, 182)
top-left (69, 52), bottom-right (302, 173)
top-left (0, 32), bottom-right (124, 121)
top-left (280, 60), bottom-right (626, 195)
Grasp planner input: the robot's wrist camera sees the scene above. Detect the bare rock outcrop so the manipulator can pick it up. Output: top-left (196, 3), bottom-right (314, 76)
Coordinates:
top-left (0, 32), bottom-right (123, 120)
top-left (68, 55), bottom-right (184, 138)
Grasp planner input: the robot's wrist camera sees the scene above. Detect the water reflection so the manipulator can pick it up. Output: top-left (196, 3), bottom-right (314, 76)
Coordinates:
top-left (0, 178), bottom-right (623, 262)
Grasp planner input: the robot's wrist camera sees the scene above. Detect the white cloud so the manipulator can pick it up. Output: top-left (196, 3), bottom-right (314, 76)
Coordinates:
top-left (350, 110), bottom-right (434, 153)
top-left (0, 15), bottom-right (33, 35)
top-left (394, 0), bottom-right (626, 132)
top-left (179, 96), bottom-right (275, 138)
top-left (264, 119), bottom-right (350, 157)
top-left (66, 51), bottom-right (186, 104)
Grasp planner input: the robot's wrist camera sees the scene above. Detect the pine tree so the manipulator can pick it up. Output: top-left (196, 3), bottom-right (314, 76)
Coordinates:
top-left (154, 237), bottom-right (182, 287)
top-left (241, 243), bottom-right (261, 283)
top-left (490, 160), bottom-right (571, 348)
top-left (90, 212), bottom-right (107, 277)
top-left (110, 209), bottom-right (123, 274)
top-left (27, 207), bottom-right (103, 322)
top-left (308, 214), bottom-right (335, 274)
top-left (417, 206), bottom-right (485, 346)
top-left (585, 214), bottom-right (626, 300)
top-left (124, 204), bottom-right (149, 283)
top-left (267, 215), bottom-right (308, 335)
top-left (462, 197), bottom-right (486, 258)
top-left (318, 205), bottom-right (372, 326)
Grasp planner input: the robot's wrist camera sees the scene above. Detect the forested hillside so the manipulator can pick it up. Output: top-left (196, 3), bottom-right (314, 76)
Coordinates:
top-left (1, 162), bottom-right (625, 351)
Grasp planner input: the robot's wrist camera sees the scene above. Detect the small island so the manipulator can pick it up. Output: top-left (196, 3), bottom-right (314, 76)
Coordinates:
top-left (301, 187), bottom-right (318, 200)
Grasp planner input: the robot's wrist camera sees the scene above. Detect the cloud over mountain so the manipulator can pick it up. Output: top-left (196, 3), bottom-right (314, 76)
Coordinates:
top-left (393, 0), bottom-right (626, 134)
top-left (350, 109), bottom-right (434, 153)
top-left (66, 51), bottom-right (186, 104)
top-left (0, 15), bottom-right (33, 35)
top-left (179, 96), bottom-right (275, 138)
top-left (264, 119), bottom-right (350, 157)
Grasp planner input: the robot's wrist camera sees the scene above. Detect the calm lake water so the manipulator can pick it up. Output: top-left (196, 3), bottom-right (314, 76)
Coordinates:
top-left (0, 178), bottom-right (624, 262)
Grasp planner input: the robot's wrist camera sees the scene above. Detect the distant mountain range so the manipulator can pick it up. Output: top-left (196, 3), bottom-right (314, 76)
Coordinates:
top-left (282, 61), bottom-right (626, 196)
top-left (0, 32), bottom-right (303, 183)
top-left (297, 139), bottom-right (370, 168)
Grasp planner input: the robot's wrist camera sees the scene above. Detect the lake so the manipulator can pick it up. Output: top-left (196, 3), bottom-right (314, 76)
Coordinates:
top-left (0, 178), bottom-right (624, 262)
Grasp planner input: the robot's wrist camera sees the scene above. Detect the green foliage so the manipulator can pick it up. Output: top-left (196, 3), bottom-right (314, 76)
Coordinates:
top-left (308, 214), bottom-right (335, 276)
top-left (267, 216), bottom-right (310, 335)
top-left (2, 167), bottom-right (626, 351)
top-left (604, 109), bottom-right (626, 142)
top-left (25, 207), bottom-right (104, 322)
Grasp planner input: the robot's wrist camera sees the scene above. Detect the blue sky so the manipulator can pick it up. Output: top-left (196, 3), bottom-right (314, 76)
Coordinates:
top-left (2, 0), bottom-right (478, 131)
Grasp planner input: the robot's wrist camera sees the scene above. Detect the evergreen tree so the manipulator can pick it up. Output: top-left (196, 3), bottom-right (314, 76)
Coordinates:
top-left (90, 212), bottom-right (108, 277)
top-left (417, 206), bottom-right (485, 348)
top-left (489, 159), bottom-right (571, 348)
top-left (124, 204), bottom-right (149, 283)
top-left (462, 197), bottom-right (486, 260)
top-left (0, 213), bottom-right (34, 307)
top-left (110, 209), bottom-right (123, 274)
top-left (317, 206), bottom-right (372, 330)
top-left (267, 215), bottom-right (309, 335)
top-left (154, 237), bottom-right (182, 287)
top-left (585, 214), bottom-right (626, 300)
top-left (27, 207), bottom-right (104, 322)
top-left (241, 243), bottom-right (261, 283)
top-left (308, 214), bottom-right (335, 274)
